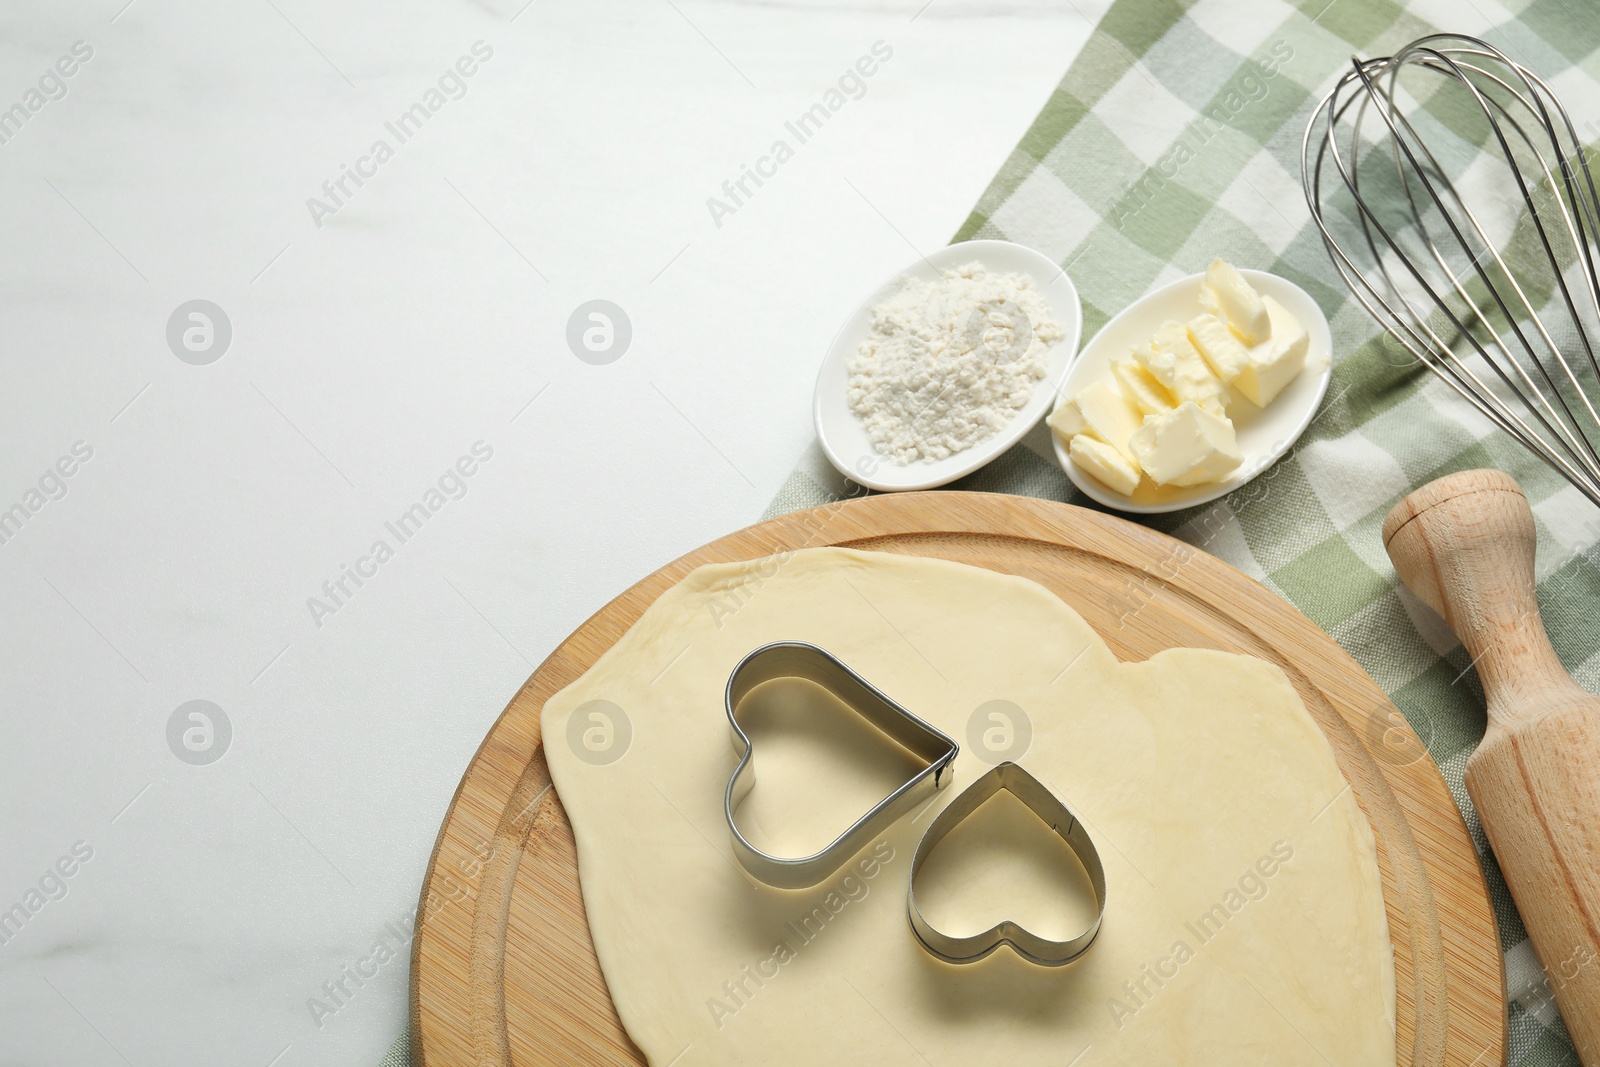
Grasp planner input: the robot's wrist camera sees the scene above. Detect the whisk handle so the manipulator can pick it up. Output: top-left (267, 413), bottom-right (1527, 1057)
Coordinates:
top-left (1385, 469), bottom-right (1600, 1062)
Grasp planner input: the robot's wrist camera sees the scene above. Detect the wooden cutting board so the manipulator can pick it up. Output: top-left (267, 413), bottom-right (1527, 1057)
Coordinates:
top-left (410, 492), bottom-right (1505, 1066)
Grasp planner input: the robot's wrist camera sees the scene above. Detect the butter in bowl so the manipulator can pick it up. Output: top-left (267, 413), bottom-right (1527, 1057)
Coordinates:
top-left (1049, 260), bottom-right (1332, 514)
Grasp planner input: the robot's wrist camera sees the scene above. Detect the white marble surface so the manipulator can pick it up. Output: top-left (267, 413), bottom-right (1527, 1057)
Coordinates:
top-left (0, 1), bottom-right (1102, 1064)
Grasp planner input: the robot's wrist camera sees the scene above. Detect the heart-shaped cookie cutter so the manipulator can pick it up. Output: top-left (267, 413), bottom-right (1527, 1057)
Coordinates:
top-left (724, 642), bottom-right (959, 890)
top-left (908, 760), bottom-right (1106, 966)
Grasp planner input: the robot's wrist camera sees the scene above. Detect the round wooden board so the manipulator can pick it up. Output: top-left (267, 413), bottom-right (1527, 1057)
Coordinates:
top-left (411, 492), bottom-right (1506, 1066)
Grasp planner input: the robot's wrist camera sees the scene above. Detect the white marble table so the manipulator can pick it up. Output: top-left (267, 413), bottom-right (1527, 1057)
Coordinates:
top-left (0, 1), bottom-right (1101, 1063)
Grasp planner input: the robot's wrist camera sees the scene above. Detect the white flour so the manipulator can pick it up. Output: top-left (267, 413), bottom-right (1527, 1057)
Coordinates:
top-left (847, 262), bottom-right (1061, 465)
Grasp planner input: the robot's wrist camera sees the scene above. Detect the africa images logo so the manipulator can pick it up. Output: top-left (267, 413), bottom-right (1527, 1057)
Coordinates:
top-left (305, 42), bottom-right (495, 228)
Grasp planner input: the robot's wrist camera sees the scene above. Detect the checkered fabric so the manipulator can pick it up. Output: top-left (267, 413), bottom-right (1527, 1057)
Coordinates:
top-left (766, 1), bottom-right (1600, 1062)
top-left (379, 1031), bottom-right (411, 1067)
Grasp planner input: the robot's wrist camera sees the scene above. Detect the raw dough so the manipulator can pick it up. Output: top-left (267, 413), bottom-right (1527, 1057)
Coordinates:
top-left (542, 548), bottom-right (1395, 1065)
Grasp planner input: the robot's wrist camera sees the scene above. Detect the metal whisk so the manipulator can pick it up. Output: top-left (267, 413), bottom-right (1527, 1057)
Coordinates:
top-left (1304, 34), bottom-right (1600, 506)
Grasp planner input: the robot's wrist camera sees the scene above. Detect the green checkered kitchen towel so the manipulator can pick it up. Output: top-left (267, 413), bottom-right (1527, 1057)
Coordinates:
top-left (767, 0), bottom-right (1600, 1063)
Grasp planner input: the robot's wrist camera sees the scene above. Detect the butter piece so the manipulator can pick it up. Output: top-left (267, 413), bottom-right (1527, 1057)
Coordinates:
top-left (1135, 321), bottom-right (1228, 417)
top-left (1198, 259), bottom-right (1269, 345)
top-left (1235, 295), bottom-right (1309, 407)
top-left (1047, 397), bottom-right (1087, 438)
top-left (1130, 401), bottom-right (1243, 487)
top-left (1187, 314), bottom-right (1252, 383)
top-left (1111, 356), bottom-right (1175, 416)
top-left (1069, 434), bottom-right (1142, 496)
top-left (1046, 378), bottom-right (1143, 460)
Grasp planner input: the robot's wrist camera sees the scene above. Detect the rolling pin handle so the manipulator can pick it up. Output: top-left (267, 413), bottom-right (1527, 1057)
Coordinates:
top-left (1385, 469), bottom-right (1600, 1064)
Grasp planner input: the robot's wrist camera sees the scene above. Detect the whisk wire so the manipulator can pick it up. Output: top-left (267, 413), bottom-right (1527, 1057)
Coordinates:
top-left (1363, 48), bottom-right (1600, 474)
top-left (1342, 55), bottom-right (1595, 482)
top-left (1304, 33), bottom-right (1600, 507)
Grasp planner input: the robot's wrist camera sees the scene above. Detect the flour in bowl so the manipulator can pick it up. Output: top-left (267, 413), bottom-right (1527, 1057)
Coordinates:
top-left (847, 262), bottom-right (1061, 465)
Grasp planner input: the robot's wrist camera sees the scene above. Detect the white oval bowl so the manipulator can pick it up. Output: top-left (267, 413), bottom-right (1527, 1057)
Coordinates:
top-left (1052, 270), bottom-right (1333, 515)
top-left (814, 239), bottom-right (1083, 492)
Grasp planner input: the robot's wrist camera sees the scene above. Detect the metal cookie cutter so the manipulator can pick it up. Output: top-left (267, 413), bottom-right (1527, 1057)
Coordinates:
top-left (908, 761), bottom-right (1106, 967)
top-left (724, 642), bottom-right (959, 890)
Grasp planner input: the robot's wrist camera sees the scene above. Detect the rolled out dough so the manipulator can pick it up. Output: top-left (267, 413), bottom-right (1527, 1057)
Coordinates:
top-left (542, 547), bottom-right (1395, 1065)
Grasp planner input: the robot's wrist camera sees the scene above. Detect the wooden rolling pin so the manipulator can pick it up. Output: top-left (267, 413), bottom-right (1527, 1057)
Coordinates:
top-left (1384, 469), bottom-right (1600, 1062)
